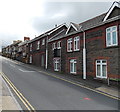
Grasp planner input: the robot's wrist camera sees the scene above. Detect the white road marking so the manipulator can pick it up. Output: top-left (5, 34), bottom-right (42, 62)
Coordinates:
top-left (10, 64), bottom-right (15, 68)
top-left (18, 69), bottom-right (35, 73)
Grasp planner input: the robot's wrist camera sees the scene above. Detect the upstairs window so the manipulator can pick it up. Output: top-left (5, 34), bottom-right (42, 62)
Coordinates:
top-left (57, 41), bottom-right (61, 49)
top-left (106, 26), bottom-right (118, 47)
top-left (67, 38), bottom-right (72, 52)
top-left (37, 41), bottom-right (40, 50)
top-left (52, 43), bottom-right (56, 50)
top-left (42, 39), bottom-right (45, 45)
top-left (30, 44), bottom-right (32, 51)
top-left (74, 36), bottom-right (80, 51)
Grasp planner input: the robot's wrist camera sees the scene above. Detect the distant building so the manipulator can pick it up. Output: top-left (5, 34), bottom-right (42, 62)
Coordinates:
top-left (17, 37), bottom-right (30, 63)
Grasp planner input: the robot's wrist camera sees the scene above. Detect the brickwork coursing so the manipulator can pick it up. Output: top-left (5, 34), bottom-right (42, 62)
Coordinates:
top-left (48, 20), bottom-right (120, 79)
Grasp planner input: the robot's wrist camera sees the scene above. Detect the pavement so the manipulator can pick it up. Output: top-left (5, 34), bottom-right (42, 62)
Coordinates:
top-left (0, 75), bottom-right (22, 110)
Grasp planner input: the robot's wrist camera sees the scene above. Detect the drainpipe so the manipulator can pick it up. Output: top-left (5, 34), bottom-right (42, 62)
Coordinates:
top-left (83, 31), bottom-right (86, 79)
top-left (45, 35), bottom-right (48, 69)
top-left (80, 26), bottom-right (86, 80)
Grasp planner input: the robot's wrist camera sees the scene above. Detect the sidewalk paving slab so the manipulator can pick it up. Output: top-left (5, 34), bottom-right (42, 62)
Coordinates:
top-left (0, 76), bottom-right (22, 110)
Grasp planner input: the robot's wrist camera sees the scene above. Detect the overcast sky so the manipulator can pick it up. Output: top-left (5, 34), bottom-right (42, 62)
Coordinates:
top-left (0, 0), bottom-right (115, 51)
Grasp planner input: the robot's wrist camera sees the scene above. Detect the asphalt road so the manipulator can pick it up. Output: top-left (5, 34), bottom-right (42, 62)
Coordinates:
top-left (0, 56), bottom-right (119, 110)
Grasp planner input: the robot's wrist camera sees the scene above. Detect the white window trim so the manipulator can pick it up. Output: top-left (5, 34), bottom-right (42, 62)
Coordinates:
top-left (29, 55), bottom-right (32, 63)
top-left (57, 41), bottom-right (61, 49)
top-left (70, 59), bottom-right (77, 74)
top-left (96, 60), bottom-right (107, 79)
top-left (54, 59), bottom-right (59, 71)
top-left (103, 2), bottom-right (120, 21)
top-left (67, 38), bottom-right (72, 52)
top-left (74, 36), bottom-right (80, 51)
top-left (66, 23), bottom-right (78, 34)
top-left (30, 44), bottom-right (32, 51)
top-left (37, 41), bottom-right (40, 50)
top-left (42, 39), bottom-right (45, 45)
top-left (106, 26), bottom-right (118, 47)
top-left (52, 43), bottom-right (56, 50)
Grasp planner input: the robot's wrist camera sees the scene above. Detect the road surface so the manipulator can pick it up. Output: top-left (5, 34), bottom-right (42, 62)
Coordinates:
top-left (0, 56), bottom-right (119, 110)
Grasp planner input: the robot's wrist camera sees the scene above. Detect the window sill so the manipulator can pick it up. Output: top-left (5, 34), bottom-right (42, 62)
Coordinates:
top-left (105, 45), bottom-right (118, 49)
top-left (74, 49), bottom-right (80, 52)
top-left (70, 72), bottom-right (77, 74)
top-left (95, 77), bottom-right (107, 79)
top-left (67, 50), bottom-right (73, 53)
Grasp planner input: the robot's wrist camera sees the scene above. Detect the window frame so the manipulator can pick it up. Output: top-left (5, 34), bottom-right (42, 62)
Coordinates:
top-left (37, 41), bottom-right (40, 50)
top-left (96, 60), bottom-right (107, 79)
top-left (57, 41), bottom-right (61, 49)
top-left (70, 59), bottom-right (77, 74)
top-left (54, 59), bottom-right (60, 71)
top-left (67, 38), bottom-right (73, 52)
top-left (106, 26), bottom-right (118, 47)
top-left (52, 43), bottom-right (56, 50)
top-left (30, 44), bottom-right (32, 51)
top-left (74, 36), bottom-right (80, 51)
top-left (29, 55), bottom-right (32, 63)
top-left (42, 39), bottom-right (45, 45)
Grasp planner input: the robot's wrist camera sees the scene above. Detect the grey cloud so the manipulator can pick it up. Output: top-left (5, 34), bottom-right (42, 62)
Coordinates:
top-left (0, 2), bottom-right (112, 51)
top-left (31, 2), bottom-right (112, 34)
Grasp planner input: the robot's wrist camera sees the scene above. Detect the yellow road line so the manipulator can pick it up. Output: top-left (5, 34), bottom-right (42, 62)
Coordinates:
top-left (0, 72), bottom-right (36, 112)
top-left (39, 71), bottom-right (120, 101)
top-left (2, 73), bottom-right (36, 111)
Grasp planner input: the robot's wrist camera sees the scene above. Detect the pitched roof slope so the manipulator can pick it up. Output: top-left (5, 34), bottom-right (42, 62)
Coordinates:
top-left (79, 13), bottom-right (106, 31)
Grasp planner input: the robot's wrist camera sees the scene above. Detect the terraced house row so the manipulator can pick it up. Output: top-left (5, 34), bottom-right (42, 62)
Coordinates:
top-left (2, 2), bottom-right (120, 82)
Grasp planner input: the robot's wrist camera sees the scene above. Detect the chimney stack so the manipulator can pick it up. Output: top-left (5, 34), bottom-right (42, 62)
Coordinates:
top-left (24, 37), bottom-right (30, 41)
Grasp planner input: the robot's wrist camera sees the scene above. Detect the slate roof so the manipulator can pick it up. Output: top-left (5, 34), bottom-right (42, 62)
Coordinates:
top-left (48, 12), bottom-right (120, 42)
top-left (79, 13), bottom-right (107, 31)
top-left (28, 23), bottom-right (67, 43)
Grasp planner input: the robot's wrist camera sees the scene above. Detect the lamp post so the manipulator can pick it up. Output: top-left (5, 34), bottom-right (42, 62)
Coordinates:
top-left (80, 26), bottom-right (86, 80)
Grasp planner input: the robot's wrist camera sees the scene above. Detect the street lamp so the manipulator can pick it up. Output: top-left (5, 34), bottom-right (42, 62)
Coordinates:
top-left (79, 26), bottom-right (86, 80)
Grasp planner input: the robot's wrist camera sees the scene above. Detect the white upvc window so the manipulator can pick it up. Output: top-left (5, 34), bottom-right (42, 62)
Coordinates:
top-left (67, 38), bottom-right (72, 52)
top-left (54, 59), bottom-right (60, 71)
top-left (96, 60), bottom-right (107, 78)
top-left (57, 41), bottom-right (61, 49)
top-left (74, 36), bottom-right (80, 51)
top-left (52, 43), bottom-right (56, 50)
top-left (70, 59), bottom-right (77, 74)
top-left (106, 26), bottom-right (118, 47)
top-left (42, 39), bottom-right (45, 45)
top-left (29, 55), bottom-right (32, 63)
top-left (30, 44), bottom-right (32, 51)
top-left (37, 41), bottom-right (40, 50)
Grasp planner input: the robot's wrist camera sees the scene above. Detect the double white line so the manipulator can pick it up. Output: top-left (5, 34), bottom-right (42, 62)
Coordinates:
top-left (0, 72), bottom-right (36, 112)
